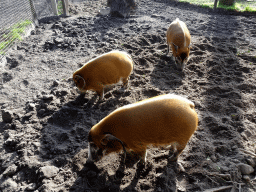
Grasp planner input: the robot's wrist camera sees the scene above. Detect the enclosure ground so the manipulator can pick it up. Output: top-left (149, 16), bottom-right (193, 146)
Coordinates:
top-left (1, 0), bottom-right (256, 191)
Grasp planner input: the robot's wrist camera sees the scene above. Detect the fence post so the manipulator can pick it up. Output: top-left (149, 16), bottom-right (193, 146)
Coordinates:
top-left (62, 0), bottom-right (69, 16)
top-left (214, 0), bottom-right (218, 9)
top-left (28, 0), bottom-right (38, 25)
top-left (51, 0), bottom-right (58, 15)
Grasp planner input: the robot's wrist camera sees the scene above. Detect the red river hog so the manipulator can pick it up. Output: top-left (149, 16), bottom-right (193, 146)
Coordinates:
top-left (166, 18), bottom-right (191, 71)
top-left (87, 94), bottom-right (198, 165)
top-left (73, 50), bottom-right (133, 99)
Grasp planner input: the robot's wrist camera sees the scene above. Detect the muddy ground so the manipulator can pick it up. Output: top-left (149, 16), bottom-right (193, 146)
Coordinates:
top-left (1, 0), bottom-right (256, 191)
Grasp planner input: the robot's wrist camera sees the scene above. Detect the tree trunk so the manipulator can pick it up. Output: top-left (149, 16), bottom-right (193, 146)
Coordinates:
top-left (214, 0), bottom-right (218, 9)
top-left (219, 0), bottom-right (235, 6)
top-left (62, 0), bottom-right (69, 17)
top-left (107, 0), bottom-right (136, 17)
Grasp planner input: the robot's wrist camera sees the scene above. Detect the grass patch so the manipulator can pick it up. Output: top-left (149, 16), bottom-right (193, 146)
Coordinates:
top-left (0, 20), bottom-right (32, 54)
top-left (179, 0), bottom-right (213, 8)
top-left (178, 0), bottom-right (256, 12)
top-left (57, 0), bottom-right (64, 15)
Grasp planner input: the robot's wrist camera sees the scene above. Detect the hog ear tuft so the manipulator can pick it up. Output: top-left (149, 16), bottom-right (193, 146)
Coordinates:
top-left (101, 134), bottom-right (110, 145)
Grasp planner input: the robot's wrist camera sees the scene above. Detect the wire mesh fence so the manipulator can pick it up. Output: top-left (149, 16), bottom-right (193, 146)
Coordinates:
top-left (0, 0), bottom-right (73, 60)
top-left (0, 0), bottom-right (32, 58)
top-left (0, 0), bottom-right (58, 60)
top-left (33, 0), bottom-right (56, 19)
top-left (0, 0), bottom-right (36, 59)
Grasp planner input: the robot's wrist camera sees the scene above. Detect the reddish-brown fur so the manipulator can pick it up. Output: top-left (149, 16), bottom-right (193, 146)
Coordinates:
top-left (73, 50), bottom-right (133, 99)
top-left (166, 18), bottom-right (191, 71)
top-left (88, 94), bottom-right (198, 163)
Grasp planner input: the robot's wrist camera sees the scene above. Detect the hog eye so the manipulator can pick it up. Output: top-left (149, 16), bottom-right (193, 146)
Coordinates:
top-left (75, 79), bottom-right (80, 84)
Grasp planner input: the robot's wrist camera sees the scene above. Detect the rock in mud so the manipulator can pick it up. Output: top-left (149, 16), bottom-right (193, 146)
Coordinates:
top-left (42, 94), bottom-right (54, 101)
top-left (246, 157), bottom-right (256, 168)
top-left (2, 109), bottom-right (13, 123)
top-left (243, 175), bottom-right (251, 182)
top-left (99, 7), bottom-right (111, 16)
top-left (238, 163), bottom-right (254, 175)
top-left (25, 183), bottom-right (37, 191)
top-left (27, 103), bottom-right (36, 110)
top-left (0, 56), bottom-right (7, 68)
top-left (53, 80), bottom-right (59, 87)
top-left (2, 164), bottom-right (18, 177)
top-left (54, 37), bottom-right (64, 44)
top-left (4, 137), bottom-right (19, 148)
top-left (0, 178), bottom-right (18, 192)
top-left (39, 166), bottom-right (59, 179)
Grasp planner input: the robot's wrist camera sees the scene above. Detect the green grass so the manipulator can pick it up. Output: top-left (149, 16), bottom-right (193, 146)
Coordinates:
top-left (178, 0), bottom-right (256, 12)
top-left (0, 41), bottom-right (9, 50)
top-left (0, 20), bottom-right (32, 53)
top-left (57, 0), bottom-right (64, 15)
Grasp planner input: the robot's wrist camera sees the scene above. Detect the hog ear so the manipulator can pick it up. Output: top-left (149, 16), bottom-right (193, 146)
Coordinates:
top-left (101, 134), bottom-right (122, 145)
top-left (172, 43), bottom-right (179, 53)
top-left (101, 134), bottom-right (127, 162)
top-left (74, 75), bottom-right (86, 90)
